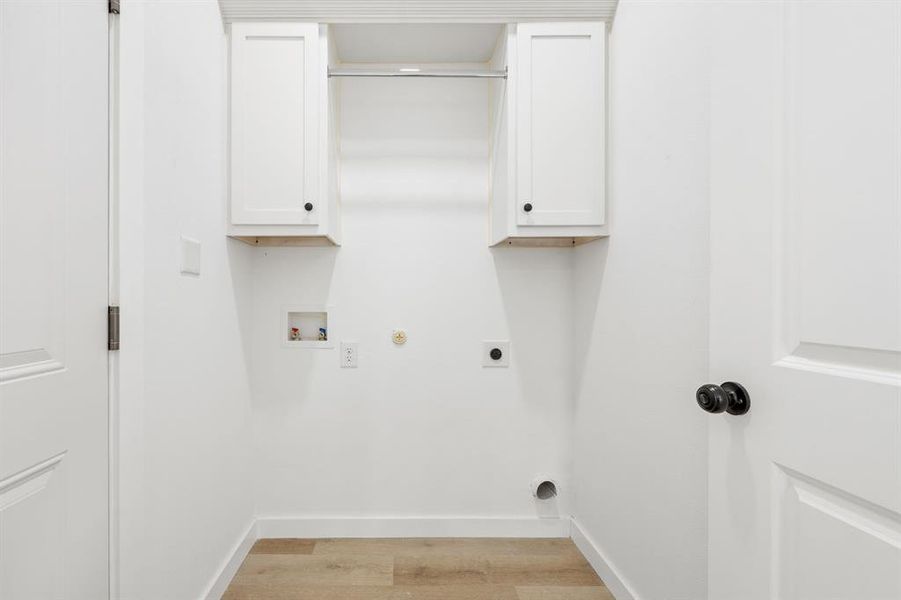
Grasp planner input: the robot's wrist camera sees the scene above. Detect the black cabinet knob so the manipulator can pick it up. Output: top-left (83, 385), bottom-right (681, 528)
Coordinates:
top-left (696, 381), bottom-right (750, 415)
top-left (304, 202), bottom-right (314, 212)
top-left (489, 348), bottom-right (503, 361)
top-left (523, 202), bottom-right (533, 213)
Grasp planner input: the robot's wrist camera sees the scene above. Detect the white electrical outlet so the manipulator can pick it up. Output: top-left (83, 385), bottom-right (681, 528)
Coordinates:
top-left (341, 341), bottom-right (358, 368)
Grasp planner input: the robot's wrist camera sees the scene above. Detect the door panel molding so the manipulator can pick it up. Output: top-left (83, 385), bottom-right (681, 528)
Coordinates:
top-left (775, 342), bottom-right (900, 387)
top-left (0, 452), bottom-right (67, 599)
top-left (772, 463), bottom-right (901, 599)
top-left (0, 452), bottom-right (66, 511)
top-left (0, 349), bottom-right (64, 383)
top-left (773, 0), bottom-right (901, 385)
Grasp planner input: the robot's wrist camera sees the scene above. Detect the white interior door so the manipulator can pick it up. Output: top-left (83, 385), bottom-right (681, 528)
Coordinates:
top-left (708, 1), bottom-right (901, 599)
top-left (0, 1), bottom-right (110, 599)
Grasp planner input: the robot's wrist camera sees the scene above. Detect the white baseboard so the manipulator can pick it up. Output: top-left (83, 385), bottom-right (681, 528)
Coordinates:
top-left (256, 516), bottom-right (572, 539)
top-left (201, 520), bottom-right (258, 600)
top-left (571, 518), bottom-right (640, 600)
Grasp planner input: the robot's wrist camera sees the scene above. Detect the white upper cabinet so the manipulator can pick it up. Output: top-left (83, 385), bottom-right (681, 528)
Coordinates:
top-left (490, 22), bottom-right (607, 246)
top-left (229, 23), bottom-right (339, 245)
top-left (516, 22), bottom-right (605, 227)
top-left (226, 21), bottom-right (607, 248)
top-left (231, 22), bottom-right (319, 225)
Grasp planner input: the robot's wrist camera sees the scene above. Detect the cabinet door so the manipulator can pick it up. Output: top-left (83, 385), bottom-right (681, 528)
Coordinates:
top-left (516, 22), bottom-right (605, 226)
top-left (230, 23), bottom-right (320, 225)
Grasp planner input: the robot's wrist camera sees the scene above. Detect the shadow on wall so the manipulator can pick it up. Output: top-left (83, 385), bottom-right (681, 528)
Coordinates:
top-left (572, 238), bottom-right (610, 398)
top-left (226, 237), bottom-right (257, 387)
top-left (491, 246), bottom-right (581, 519)
top-left (491, 247), bottom-right (576, 411)
top-left (251, 247), bottom-right (340, 413)
top-left (727, 411), bottom-right (756, 537)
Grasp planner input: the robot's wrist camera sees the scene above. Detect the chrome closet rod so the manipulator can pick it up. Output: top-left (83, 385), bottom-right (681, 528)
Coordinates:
top-left (328, 67), bottom-right (507, 79)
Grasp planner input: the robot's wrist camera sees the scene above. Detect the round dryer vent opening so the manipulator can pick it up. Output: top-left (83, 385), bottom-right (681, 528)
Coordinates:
top-left (532, 478), bottom-right (558, 500)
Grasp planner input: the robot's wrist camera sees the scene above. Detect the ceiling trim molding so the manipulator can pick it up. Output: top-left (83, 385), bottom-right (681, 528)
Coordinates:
top-left (217, 1), bottom-right (619, 24)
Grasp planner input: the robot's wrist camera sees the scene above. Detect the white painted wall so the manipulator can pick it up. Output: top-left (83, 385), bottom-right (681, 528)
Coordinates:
top-left (250, 75), bottom-right (575, 524)
top-left (572, 2), bottom-right (710, 599)
top-left (112, 5), bottom-right (712, 595)
top-left (117, 1), bottom-right (255, 598)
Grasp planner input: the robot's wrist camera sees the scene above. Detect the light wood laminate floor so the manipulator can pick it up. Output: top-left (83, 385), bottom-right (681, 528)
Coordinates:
top-left (223, 538), bottom-right (615, 600)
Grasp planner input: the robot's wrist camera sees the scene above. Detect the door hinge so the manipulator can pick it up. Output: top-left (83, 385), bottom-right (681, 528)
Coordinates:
top-left (108, 306), bottom-right (120, 351)
top-left (109, 0), bottom-right (120, 15)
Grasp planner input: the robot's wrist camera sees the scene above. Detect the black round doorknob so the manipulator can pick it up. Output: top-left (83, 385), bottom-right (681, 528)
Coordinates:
top-left (304, 202), bottom-right (314, 212)
top-left (489, 348), bottom-right (503, 361)
top-left (696, 381), bottom-right (750, 415)
top-left (696, 384), bottom-right (727, 413)
top-left (523, 202), bottom-right (533, 213)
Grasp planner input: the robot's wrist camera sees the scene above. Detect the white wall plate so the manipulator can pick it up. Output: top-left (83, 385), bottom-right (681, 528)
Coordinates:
top-left (179, 236), bottom-right (202, 276)
top-left (483, 340), bottom-right (510, 367)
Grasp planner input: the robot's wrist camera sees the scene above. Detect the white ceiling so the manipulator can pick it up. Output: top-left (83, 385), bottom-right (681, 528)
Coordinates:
top-left (332, 24), bottom-right (504, 64)
top-left (217, 1), bottom-right (619, 24)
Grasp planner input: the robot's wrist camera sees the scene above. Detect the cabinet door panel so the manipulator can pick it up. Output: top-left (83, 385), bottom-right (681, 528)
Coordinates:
top-left (516, 22), bottom-right (605, 226)
top-left (231, 23), bottom-right (319, 225)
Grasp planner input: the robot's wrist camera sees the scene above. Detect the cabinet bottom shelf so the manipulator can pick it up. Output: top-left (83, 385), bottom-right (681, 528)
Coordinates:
top-left (230, 235), bottom-right (338, 247)
top-left (491, 236), bottom-right (604, 248)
